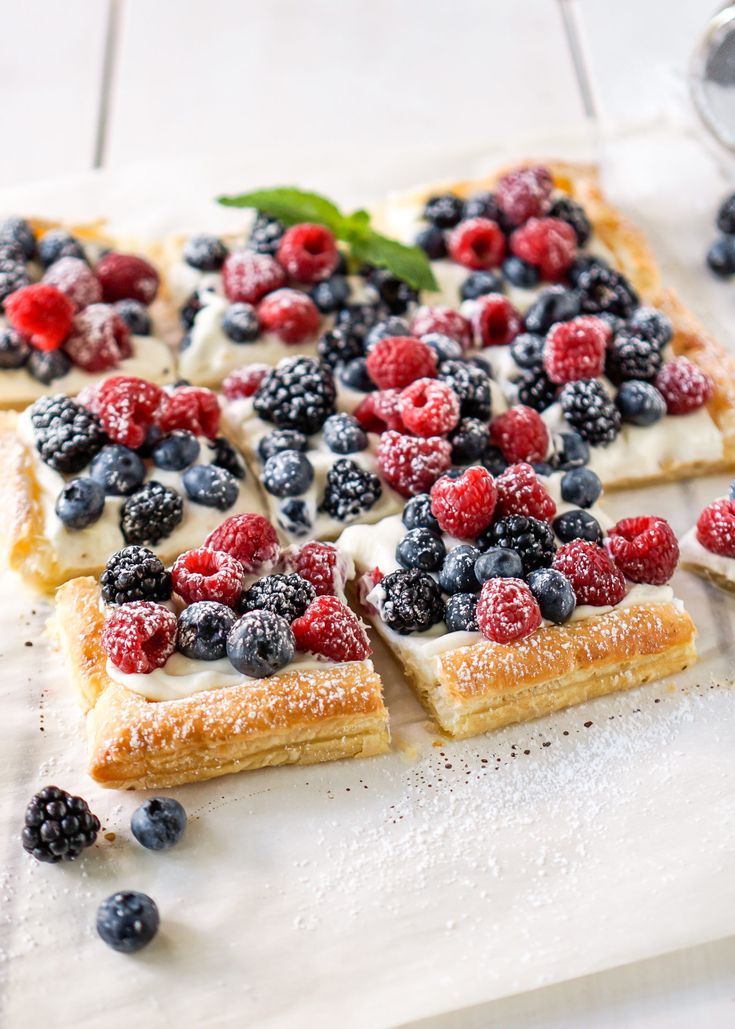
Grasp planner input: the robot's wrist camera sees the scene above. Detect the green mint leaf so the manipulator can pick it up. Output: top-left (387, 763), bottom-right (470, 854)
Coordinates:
top-left (350, 231), bottom-right (438, 292)
top-left (217, 188), bottom-right (346, 234)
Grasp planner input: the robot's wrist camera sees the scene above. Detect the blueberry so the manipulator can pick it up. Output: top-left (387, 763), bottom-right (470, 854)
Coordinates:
top-left (460, 270), bottom-right (503, 300)
top-left (415, 225), bottom-right (447, 260)
top-left (223, 302), bottom-right (260, 343)
top-left (131, 797), bottom-right (187, 851)
top-left (627, 307), bottom-right (672, 349)
top-left (322, 413), bottom-right (368, 454)
top-left (481, 445), bottom-right (508, 477)
top-left (474, 546), bottom-right (523, 583)
top-left (552, 431), bottom-right (589, 470)
top-left (152, 430), bottom-right (201, 471)
top-left (616, 380), bottom-right (666, 426)
top-left (177, 600), bottom-right (236, 661)
top-left (553, 509), bottom-right (603, 544)
top-left (560, 467), bottom-right (601, 508)
top-left (183, 233), bottom-right (228, 271)
top-left (463, 191), bottom-right (499, 221)
top-left (532, 461), bottom-right (554, 477)
top-left (27, 348), bottom-right (72, 384)
top-left (364, 316), bottom-right (411, 350)
top-left (439, 545), bottom-right (481, 594)
top-left (445, 592), bottom-right (479, 632)
top-left (37, 229), bottom-right (85, 268)
top-left (257, 429), bottom-right (308, 463)
top-left (182, 464), bottom-right (239, 509)
top-left (0, 216), bottom-right (35, 259)
top-left (396, 528), bottom-right (446, 572)
top-left (55, 478), bottom-right (106, 529)
top-left (96, 891), bottom-right (159, 953)
top-left (278, 498), bottom-right (312, 536)
top-left (115, 299), bottom-right (152, 335)
top-left (419, 332), bottom-right (463, 364)
top-left (402, 493), bottom-right (440, 533)
top-left (502, 256), bottom-right (539, 289)
top-left (226, 609), bottom-right (295, 677)
top-left (450, 417), bottom-right (489, 463)
top-left (339, 356), bottom-right (375, 392)
top-left (89, 445), bottom-right (146, 496)
top-left (526, 568), bottom-right (576, 624)
top-left (510, 332), bottom-right (544, 371)
top-left (523, 286), bottom-right (580, 334)
top-left (0, 326), bottom-right (29, 368)
top-left (706, 236), bottom-right (735, 278)
top-left (310, 274), bottom-right (351, 314)
top-left (263, 450), bottom-right (314, 497)
top-left (423, 193), bottom-right (464, 229)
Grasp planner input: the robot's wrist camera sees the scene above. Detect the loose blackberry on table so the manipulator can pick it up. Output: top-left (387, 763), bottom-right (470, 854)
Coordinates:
top-left (22, 786), bottom-right (100, 863)
top-left (101, 545), bottom-right (172, 605)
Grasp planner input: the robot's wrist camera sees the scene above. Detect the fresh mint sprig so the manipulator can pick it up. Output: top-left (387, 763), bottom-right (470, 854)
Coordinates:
top-left (217, 186), bottom-right (438, 293)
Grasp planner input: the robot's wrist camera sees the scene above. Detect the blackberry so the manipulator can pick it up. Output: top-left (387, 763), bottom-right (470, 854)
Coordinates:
top-left (253, 356), bottom-right (337, 434)
top-left (183, 233), bottom-right (228, 271)
top-left (576, 264), bottom-right (639, 318)
top-left (480, 515), bottom-right (556, 574)
top-left (207, 436), bottom-right (246, 479)
top-left (120, 482), bottom-right (184, 545)
top-left (320, 458), bottom-right (382, 522)
top-left (444, 592), bottom-right (479, 632)
top-left (317, 326), bottom-right (364, 369)
top-left (450, 417), bottom-right (488, 463)
top-left (0, 326), bottom-right (30, 369)
top-left (559, 379), bottom-right (621, 446)
top-left (0, 216), bottom-right (35, 259)
top-left (516, 372), bottom-right (557, 412)
top-left (549, 196), bottom-right (591, 246)
top-left (605, 332), bottom-right (662, 384)
top-left (240, 572), bottom-right (315, 622)
top-left (423, 193), bottom-right (464, 229)
top-left (37, 229), bottom-right (85, 268)
top-left (0, 250), bottom-right (29, 301)
top-left (248, 213), bottom-right (285, 255)
top-left (463, 191), bottom-right (500, 221)
top-left (28, 349), bottom-right (73, 384)
top-left (101, 546), bottom-right (172, 605)
top-left (29, 394), bottom-right (106, 474)
top-left (22, 785), bottom-right (100, 863)
top-left (368, 269), bottom-right (417, 315)
top-left (380, 568), bottom-right (445, 635)
top-left (438, 360), bottom-right (492, 420)
top-left (627, 306), bottom-right (673, 349)
top-left (568, 254), bottom-right (609, 287)
top-left (334, 302), bottom-right (387, 346)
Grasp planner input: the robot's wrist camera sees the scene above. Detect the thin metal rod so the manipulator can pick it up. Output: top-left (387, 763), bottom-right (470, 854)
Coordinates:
top-left (558, 0), bottom-right (597, 120)
top-left (93, 0), bottom-right (121, 168)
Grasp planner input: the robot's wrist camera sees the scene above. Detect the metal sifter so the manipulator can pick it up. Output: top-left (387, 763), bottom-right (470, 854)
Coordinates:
top-left (692, 3), bottom-right (735, 148)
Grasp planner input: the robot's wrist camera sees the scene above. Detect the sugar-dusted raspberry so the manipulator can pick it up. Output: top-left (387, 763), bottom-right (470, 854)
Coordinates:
top-left (158, 386), bottom-right (220, 439)
top-left (101, 601), bottom-right (177, 674)
top-left (607, 516), bottom-right (679, 585)
top-left (280, 540), bottom-right (353, 596)
top-left (204, 513), bottom-right (280, 572)
top-left (4, 283), bottom-right (74, 351)
top-left (489, 405), bottom-right (549, 464)
top-left (222, 363), bottom-right (271, 401)
top-left (398, 378), bottom-right (460, 437)
top-left (495, 165), bottom-right (553, 226)
top-left (64, 304), bottom-right (132, 372)
top-left (354, 389), bottom-right (405, 433)
top-left (366, 336), bottom-right (437, 390)
top-left (257, 288), bottom-right (320, 344)
top-left (172, 546), bottom-right (244, 607)
top-left (476, 577), bottom-right (542, 643)
top-left (495, 462), bottom-right (556, 521)
top-left (376, 430), bottom-right (452, 497)
top-left (410, 305), bottom-right (472, 350)
top-left (510, 217), bottom-right (577, 281)
top-left (96, 376), bottom-right (164, 448)
top-left (222, 250), bottom-right (286, 304)
top-left (696, 498), bottom-right (735, 557)
top-left (446, 217), bottom-right (505, 270)
top-left (96, 253), bottom-right (160, 306)
top-left (292, 595), bottom-right (371, 661)
top-left (654, 357), bottom-right (713, 415)
top-left (552, 539), bottom-right (626, 606)
top-left (276, 223), bottom-right (339, 283)
top-left (43, 257), bottom-right (102, 311)
top-left (430, 466), bottom-right (497, 539)
top-left (471, 293), bottom-right (522, 347)
top-left (543, 315), bottom-right (607, 384)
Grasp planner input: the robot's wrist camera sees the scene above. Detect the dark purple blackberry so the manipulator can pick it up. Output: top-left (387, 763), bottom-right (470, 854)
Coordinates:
top-left (0, 326), bottom-right (30, 368)
top-left (100, 545), bottom-right (172, 605)
top-left (320, 458), bottom-right (382, 521)
top-left (22, 785), bottom-right (100, 863)
top-left (449, 417), bottom-right (489, 463)
top-left (253, 356), bottom-right (336, 435)
top-left (568, 254), bottom-right (609, 286)
top-left (559, 378), bottom-right (621, 446)
top-left (0, 216), bottom-right (36, 259)
top-left (248, 213), bottom-right (285, 255)
top-left (368, 269), bottom-right (418, 315)
top-left (463, 191), bottom-right (500, 221)
top-left (0, 248), bottom-right (29, 301)
top-left (605, 332), bottom-right (662, 384)
top-left (627, 306), bottom-right (673, 349)
top-left (523, 285), bottom-right (580, 334)
top-left (516, 372), bottom-right (558, 412)
top-left (423, 193), bottom-right (464, 229)
top-left (29, 394), bottom-right (106, 474)
top-left (207, 436), bottom-right (246, 479)
top-left (317, 326), bottom-right (364, 369)
top-left (481, 445), bottom-right (508, 477)
top-left (549, 196), bottom-right (591, 246)
top-left (480, 515), bottom-right (556, 574)
top-left (380, 568), bottom-right (445, 635)
top-left (576, 264), bottom-right (638, 318)
top-left (37, 229), bottom-right (85, 268)
top-left (120, 482), bottom-right (184, 545)
top-left (240, 573), bottom-right (315, 622)
top-left (183, 233), bottom-right (228, 271)
top-left (438, 360), bottom-right (492, 421)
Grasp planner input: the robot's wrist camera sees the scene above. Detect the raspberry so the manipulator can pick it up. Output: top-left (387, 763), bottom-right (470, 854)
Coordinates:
top-left (276, 223), bottom-right (339, 283)
top-left (96, 376), bottom-right (164, 448)
top-left (366, 336), bottom-right (437, 390)
top-left (172, 547), bottom-right (244, 607)
top-left (222, 364), bottom-right (270, 401)
top-left (222, 250), bottom-right (286, 304)
top-left (398, 378), bottom-right (460, 437)
top-left (697, 498), bottom-right (735, 556)
top-left (410, 305), bottom-right (472, 350)
top-left (158, 386), bottom-right (220, 439)
top-left (354, 389), bottom-right (405, 433)
top-left (495, 462), bottom-right (556, 521)
top-left (607, 516), bottom-right (679, 585)
top-left (429, 466), bottom-right (497, 539)
top-left (43, 257), bottom-right (102, 311)
top-left (654, 357), bottom-right (713, 415)
top-left (471, 293), bottom-right (522, 347)
top-left (376, 430), bottom-right (452, 497)
top-left (552, 539), bottom-right (626, 606)
top-left (257, 288), bottom-right (320, 344)
top-left (280, 540), bottom-right (352, 596)
top-left (4, 283), bottom-right (74, 351)
top-left (489, 405), bottom-right (549, 464)
top-left (446, 217), bottom-right (505, 270)
top-left (495, 165), bottom-right (553, 226)
top-left (64, 304), bottom-right (132, 372)
top-left (204, 513), bottom-right (280, 572)
top-left (510, 217), bottom-right (577, 281)
top-left (96, 253), bottom-right (159, 305)
top-left (543, 316), bottom-right (607, 384)
top-left (101, 601), bottom-right (177, 674)
top-left (292, 595), bottom-right (371, 661)
top-left (476, 577), bottom-right (542, 644)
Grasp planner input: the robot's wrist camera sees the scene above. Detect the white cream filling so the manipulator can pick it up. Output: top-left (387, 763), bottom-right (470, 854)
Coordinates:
top-left (680, 521), bottom-right (735, 582)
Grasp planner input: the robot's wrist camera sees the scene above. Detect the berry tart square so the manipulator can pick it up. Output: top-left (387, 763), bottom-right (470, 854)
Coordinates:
top-left (0, 377), bottom-right (265, 592)
top-left (52, 516), bottom-right (389, 789)
top-left (340, 464), bottom-right (696, 737)
top-left (0, 216), bottom-right (175, 408)
top-left (679, 480), bottom-right (735, 592)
